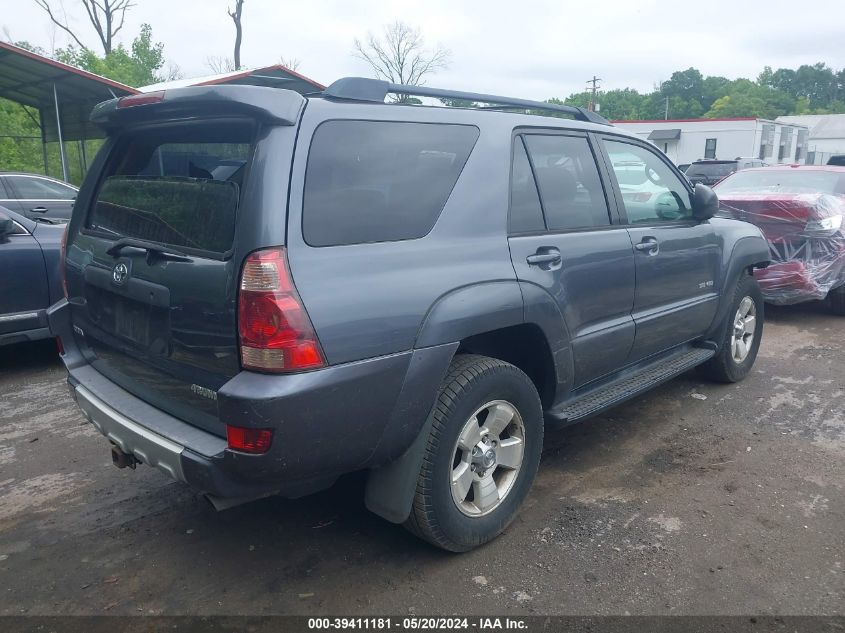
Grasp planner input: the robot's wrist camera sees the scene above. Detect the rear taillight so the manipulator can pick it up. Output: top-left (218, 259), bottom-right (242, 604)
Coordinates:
top-left (237, 247), bottom-right (325, 373)
top-left (60, 223), bottom-right (69, 298)
top-left (226, 425), bottom-right (273, 454)
top-left (116, 91), bottom-right (165, 108)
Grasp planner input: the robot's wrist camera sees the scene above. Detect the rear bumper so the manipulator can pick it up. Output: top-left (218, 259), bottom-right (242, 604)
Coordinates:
top-left (48, 298), bottom-right (456, 499)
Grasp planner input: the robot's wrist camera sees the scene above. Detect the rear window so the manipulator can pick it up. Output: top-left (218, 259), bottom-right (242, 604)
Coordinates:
top-left (686, 161), bottom-right (738, 179)
top-left (303, 120), bottom-right (479, 247)
top-left (715, 169), bottom-right (845, 195)
top-left (88, 121), bottom-right (254, 255)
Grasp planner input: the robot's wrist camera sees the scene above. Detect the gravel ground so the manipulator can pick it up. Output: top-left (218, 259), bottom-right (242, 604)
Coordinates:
top-left (0, 302), bottom-right (842, 616)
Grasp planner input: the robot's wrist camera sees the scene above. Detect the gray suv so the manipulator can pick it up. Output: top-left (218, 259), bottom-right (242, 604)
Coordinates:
top-left (49, 78), bottom-right (770, 551)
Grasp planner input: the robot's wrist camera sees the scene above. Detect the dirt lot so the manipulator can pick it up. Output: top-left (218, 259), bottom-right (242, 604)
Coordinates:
top-left (0, 304), bottom-right (842, 616)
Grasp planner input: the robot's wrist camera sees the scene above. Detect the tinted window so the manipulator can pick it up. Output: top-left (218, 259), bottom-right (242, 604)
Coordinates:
top-left (7, 175), bottom-right (76, 200)
top-left (685, 161), bottom-right (738, 179)
top-left (523, 135), bottom-right (609, 230)
top-left (88, 122), bottom-right (253, 254)
top-left (604, 140), bottom-right (692, 223)
top-left (0, 179), bottom-right (7, 198)
top-left (509, 137), bottom-right (544, 233)
top-left (303, 121), bottom-right (479, 247)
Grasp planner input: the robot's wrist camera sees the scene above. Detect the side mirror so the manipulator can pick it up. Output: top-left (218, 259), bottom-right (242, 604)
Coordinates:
top-left (0, 218), bottom-right (15, 242)
top-left (692, 183), bottom-right (719, 221)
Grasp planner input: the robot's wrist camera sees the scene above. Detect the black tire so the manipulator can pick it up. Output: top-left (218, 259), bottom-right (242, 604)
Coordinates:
top-left (830, 285), bottom-right (845, 316)
top-left (699, 274), bottom-right (764, 383)
top-left (404, 354), bottom-right (543, 552)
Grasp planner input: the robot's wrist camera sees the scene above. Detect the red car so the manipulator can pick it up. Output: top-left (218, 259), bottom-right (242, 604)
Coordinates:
top-left (714, 165), bottom-right (845, 314)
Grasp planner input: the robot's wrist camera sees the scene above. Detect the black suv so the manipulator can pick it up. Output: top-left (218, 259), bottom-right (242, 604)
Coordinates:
top-left (685, 157), bottom-right (764, 187)
top-left (49, 78), bottom-right (770, 551)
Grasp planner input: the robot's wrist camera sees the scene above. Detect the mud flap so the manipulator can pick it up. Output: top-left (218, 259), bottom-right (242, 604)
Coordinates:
top-left (364, 409), bottom-right (435, 524)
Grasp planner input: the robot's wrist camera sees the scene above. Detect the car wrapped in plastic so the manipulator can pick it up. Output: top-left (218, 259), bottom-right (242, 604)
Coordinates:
top-left (714, 166), bottom-right (845, 313)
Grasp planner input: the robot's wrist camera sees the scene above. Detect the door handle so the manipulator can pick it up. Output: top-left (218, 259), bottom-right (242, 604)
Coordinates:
top-left (526, 248), bottom-right (562, 267)
top-left (635, 237), bottom-right (659, 254)
top-left (29, 207), bottom-right (48, 213)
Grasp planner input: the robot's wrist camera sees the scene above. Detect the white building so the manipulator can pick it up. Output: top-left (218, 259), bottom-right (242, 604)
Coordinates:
top-left (612, 118), bottom-right (810, 167)
top-left (776, 114), bottom-right (845, 165)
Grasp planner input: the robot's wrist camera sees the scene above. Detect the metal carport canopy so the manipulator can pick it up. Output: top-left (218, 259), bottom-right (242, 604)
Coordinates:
top-left (0, 41), bottom-right (138, 180)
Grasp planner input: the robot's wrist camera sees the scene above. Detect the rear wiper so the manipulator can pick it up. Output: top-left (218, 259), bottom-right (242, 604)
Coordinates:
top-left (106, 237), bottom-right (192, 262)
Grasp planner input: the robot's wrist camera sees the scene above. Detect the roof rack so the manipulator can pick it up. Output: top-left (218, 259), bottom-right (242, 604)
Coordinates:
top-left (320, 77), bottom-right (612, 126)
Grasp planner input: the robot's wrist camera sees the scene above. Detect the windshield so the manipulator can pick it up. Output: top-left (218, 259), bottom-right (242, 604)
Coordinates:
top-left (715, 170), bottom-right (845, 195)
top-left (686, 162), bottom-right (737, 178)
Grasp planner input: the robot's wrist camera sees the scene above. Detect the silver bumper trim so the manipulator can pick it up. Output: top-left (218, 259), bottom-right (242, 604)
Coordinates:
top-left (75, 384), bottom-right (187, 483)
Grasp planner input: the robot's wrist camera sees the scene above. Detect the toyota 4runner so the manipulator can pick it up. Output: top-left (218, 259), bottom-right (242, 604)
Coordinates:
top-left (49, 78), bottom-right (770, 551)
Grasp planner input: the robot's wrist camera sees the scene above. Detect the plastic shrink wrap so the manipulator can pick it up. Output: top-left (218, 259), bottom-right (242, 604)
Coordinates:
top-left (717, 193), bottom-right (845, 305)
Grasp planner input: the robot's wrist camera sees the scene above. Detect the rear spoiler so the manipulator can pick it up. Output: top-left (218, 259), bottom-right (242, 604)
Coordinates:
top-left (90, 84), bottom-right (306, 129)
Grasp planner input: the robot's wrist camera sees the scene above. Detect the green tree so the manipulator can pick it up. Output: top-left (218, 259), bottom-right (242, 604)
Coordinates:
top-left (55, 24), bottom-right (166, 87)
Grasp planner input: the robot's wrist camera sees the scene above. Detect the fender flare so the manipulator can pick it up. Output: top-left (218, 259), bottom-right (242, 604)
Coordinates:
top-left (705, 235), bottom-right (770, 341)
top-left (365, 280), bottom-right (572, 524)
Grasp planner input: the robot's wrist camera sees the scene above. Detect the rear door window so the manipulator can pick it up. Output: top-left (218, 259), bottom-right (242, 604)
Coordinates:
top-left (509, 137), bottom-right (545, 233)
top-left (87, 121), bottom-right (254, 255)
top-left (522, 134), bottom-right (610, 231)
top-left (303, 120), bottom-right (479, 247)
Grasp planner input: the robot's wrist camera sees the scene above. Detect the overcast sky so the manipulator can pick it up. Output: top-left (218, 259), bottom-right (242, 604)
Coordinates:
top-left (4, 0), bottom-right (845, 98)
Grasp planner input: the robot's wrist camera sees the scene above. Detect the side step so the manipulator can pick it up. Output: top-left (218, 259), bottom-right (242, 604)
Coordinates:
top-left (547, 347), bottom-right (715, 425)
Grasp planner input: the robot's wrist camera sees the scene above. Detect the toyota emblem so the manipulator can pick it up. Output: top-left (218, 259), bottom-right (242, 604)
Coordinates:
top-left (112, 262), bottom-right (129, 286)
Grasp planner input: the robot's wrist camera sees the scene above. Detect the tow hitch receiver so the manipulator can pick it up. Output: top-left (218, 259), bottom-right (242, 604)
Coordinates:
top-left (111, 443), bottom-right (139, 469)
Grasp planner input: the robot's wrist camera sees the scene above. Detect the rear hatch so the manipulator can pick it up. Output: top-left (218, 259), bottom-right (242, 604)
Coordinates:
top-left (686, 161), bottom-right (738, 186)
top-left (65, 89), bottom-right (303, 436)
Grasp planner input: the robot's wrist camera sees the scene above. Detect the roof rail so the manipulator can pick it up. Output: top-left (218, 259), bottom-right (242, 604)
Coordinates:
top-left (320, 77), bottom-right (612, 126)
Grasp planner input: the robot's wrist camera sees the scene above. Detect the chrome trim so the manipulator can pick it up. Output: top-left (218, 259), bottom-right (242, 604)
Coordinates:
top-left (0, 311), bottom-right (39, 323)
top-left (75, 384), bottom-right (187, 483)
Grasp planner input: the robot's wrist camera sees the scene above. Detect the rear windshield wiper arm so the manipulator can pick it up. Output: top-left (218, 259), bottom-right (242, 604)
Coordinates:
top-left (106, 237), bottom-right (192, 262)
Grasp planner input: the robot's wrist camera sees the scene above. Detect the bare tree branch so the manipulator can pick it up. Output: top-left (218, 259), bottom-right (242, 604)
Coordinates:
top-left (205, 55), bottom-right (237, 74)
top-left (279, 56), bottom-right (302, 72)
top-left (353, 21), bottom-right (450, 101)
top-left (32, 0), bottom-right (135, 55)
top-left (33, 0), bottom-right (88, 51)
top-left (227, 0), bottom-right (245, 70)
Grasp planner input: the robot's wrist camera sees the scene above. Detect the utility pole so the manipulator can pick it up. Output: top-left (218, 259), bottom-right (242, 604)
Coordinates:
top-left (586, 76), bottom-right (602, 112)
top-left (665, 96), bottom-right (670, 120)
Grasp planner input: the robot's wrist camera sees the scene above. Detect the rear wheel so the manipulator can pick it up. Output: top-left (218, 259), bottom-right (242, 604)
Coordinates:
top-left (830, 285), bottom-right (845, 316)
top-left (404, 355), bottom-right (543, 552)
top-left (699, 274), bottom-right (764, 383)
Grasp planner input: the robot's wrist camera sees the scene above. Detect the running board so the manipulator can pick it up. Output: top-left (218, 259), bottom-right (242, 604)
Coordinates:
top-left (547, 347), bottom-right (715, 425)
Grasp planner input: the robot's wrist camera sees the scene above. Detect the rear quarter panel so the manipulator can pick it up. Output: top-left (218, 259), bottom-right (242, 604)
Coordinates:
top-left (285, 100), bottom-right (519, 365)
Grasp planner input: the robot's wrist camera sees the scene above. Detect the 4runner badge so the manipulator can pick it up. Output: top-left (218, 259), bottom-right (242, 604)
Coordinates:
top-left (191, 384), bottom-right (217, 401)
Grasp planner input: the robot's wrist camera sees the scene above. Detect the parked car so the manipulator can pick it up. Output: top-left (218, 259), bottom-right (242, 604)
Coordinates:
top-left (828, 155), bottom-right (845, 167)
top-left (686, 157), bottom-right (765, 187)
top-left (0, 172), bottom-right (78, 222)
top-left (49, 79), bottom-right (769, 551)
top-left (0, 205), bottom-right (65, 346)
top-left (714, 165), bottom-right (845, 314)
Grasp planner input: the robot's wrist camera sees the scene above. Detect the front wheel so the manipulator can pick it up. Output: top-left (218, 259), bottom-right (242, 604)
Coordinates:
top-left (404, 355), bottom-right (543, 552)
top-left (699, 274), bottom-right (764, 383)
